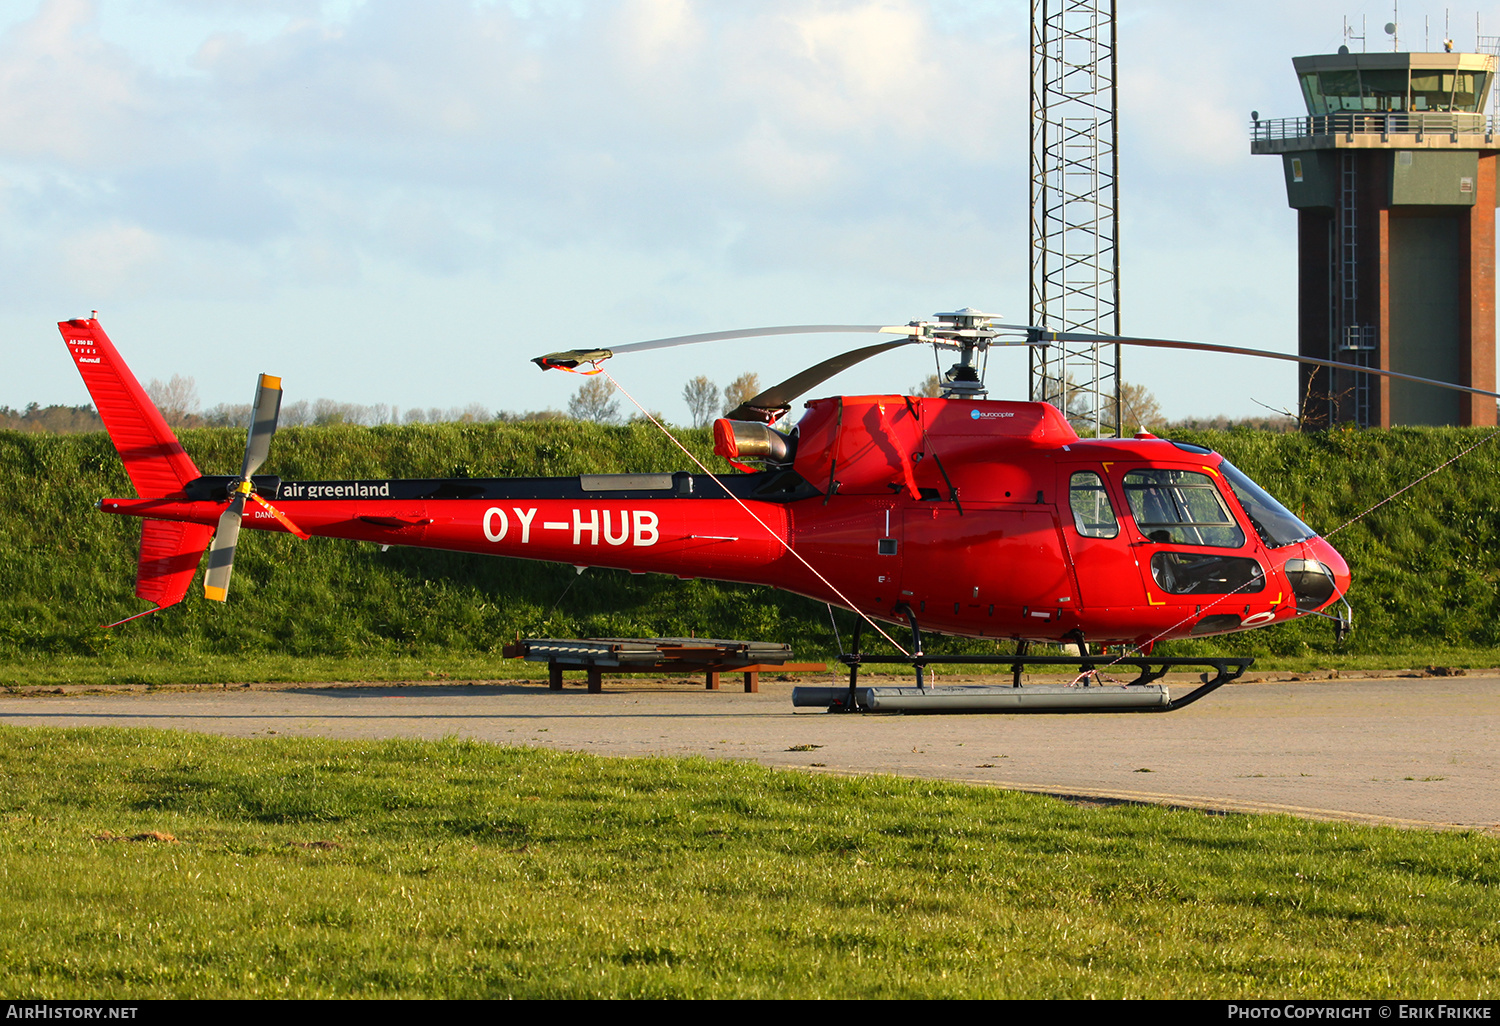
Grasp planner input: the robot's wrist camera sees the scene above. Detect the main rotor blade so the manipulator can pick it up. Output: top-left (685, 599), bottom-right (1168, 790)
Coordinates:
top-left (203, 495), bottom-right (246, 602)
top-left (534, 324), bottom-right (919, 369)
top-left (725, 340), bottom-right (922, 421)
top-left (609, 323), bottom-right (916, 355)
top-left (1046, 332), bottom-right (1500, 402)
top-left (239, 374), bottom-right (283, 481)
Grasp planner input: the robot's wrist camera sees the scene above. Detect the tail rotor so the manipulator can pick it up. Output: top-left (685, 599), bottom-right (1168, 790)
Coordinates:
top-left (203, 374), bottom-right (309, 602)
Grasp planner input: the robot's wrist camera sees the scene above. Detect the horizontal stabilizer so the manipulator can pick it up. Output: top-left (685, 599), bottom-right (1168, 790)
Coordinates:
top-left (136, 519), bottom-right (216, 609)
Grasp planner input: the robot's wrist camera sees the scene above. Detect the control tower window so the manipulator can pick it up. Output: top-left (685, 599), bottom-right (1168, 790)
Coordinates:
top-left (1411, 71), bottom-right (1452, 110)
top-left (1452, 71), bottom-right (1487, 111)
top-left (1361, 69), bottom-right (1408, 111)
top-left (1318, 69), bottom-right (1364, 112)
top-left (1408, 70), bottom-right (1489, 112)
top-left (1304, 66), bottom-right (1490, 117)
top-left (1301, 73), bottom-right (1326, 115)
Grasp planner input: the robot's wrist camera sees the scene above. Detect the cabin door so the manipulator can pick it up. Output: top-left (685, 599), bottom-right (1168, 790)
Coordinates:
top-left (1058, 466), bottom-right (1141, 611)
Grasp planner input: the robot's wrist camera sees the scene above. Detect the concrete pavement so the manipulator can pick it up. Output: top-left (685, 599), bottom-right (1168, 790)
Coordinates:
top-left (3, 673), bottom-right (1495, 833)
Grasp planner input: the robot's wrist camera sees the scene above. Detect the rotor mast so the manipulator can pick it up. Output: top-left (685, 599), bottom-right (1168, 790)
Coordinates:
top-left (934, 308), bottom-right (993, 398)
top-left (1028, 0), bottom-right (1122, 437)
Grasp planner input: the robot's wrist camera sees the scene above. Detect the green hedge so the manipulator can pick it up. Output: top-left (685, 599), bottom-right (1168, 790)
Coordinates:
top-left (1, 422), bottom-right (1496, 663)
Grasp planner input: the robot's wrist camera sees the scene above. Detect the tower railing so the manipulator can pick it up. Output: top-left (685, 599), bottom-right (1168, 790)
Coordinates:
top-left (1252, 112), bottom-right (1496, 143)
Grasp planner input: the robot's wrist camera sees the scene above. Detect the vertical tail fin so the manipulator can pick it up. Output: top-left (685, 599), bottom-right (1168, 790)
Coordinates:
top-left (57, 317), bottom-right (201, 497)
top-left (61, 317), bottom-right (214, 619)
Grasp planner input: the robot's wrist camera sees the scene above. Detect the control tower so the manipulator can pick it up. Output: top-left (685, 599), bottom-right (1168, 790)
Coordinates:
top-left (1252, 49), bottom-right (1498, 427)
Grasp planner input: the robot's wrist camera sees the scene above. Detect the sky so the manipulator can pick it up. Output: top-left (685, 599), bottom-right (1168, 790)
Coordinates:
top-left (0, 0), bottom-right (1491, 424)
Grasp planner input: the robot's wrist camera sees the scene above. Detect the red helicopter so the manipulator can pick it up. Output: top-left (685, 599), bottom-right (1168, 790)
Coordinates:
top-left (58, 310), bottom-right (1489, 711)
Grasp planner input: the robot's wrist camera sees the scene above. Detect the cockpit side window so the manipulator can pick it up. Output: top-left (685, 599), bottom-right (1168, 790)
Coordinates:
top-left (1151, 552), bottom-right (1266, 594)
top-left (1123, 469), bottom-right (1246, 548)
top-left (1068, 471), bottom-right (1119, 538)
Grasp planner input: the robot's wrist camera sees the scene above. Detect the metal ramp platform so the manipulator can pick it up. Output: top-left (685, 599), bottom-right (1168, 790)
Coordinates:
top-left (792, 654), bottom-right (1253, 714)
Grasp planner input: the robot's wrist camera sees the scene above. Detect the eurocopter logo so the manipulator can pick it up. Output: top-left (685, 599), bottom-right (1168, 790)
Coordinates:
top-left (970, 409), bottom-right (1016, 420)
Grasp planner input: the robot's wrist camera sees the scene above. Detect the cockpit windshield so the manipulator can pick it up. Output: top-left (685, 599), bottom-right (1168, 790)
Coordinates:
top-left (1219, 461), bottom-right (1317, 548)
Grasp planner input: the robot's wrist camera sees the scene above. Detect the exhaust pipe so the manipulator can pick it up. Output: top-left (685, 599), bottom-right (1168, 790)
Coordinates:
top-left (713, 419), bottom-right (794, 464)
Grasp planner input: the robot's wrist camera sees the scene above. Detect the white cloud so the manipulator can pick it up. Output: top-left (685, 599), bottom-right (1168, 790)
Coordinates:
top-left (0, 0), bottom-right (169, 167)
top-left (59, 221), bottom-right (166, 293)
top-left (0, 0), bottom-right (1488, 421)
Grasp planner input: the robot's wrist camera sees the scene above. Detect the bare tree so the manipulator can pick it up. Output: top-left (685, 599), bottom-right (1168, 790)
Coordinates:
top-left (280, 399), bottom-right (312, 427)
top-left (911, 374), bottom-right (942, 397)
top-left (682, 375), bottom-right (720, 428)
top-left (1050, 374), bottom-right (1161, 436)
top-left (1119, 382), bottom-right (1163, 433)
top-left (722, 372), bottom-right (761, 415)
top-left (395, 403), bottom-right (496, 425)
top-left (202, 403), bottom-right (252, 428)
top-left (313, 397), bottom-right (349, 425)
top-left (568, 375), bottom-right (621, 423)
top-left (145, 375), bottom-right (200, 426)
top-left (198, 393), bottom-right (497, 429)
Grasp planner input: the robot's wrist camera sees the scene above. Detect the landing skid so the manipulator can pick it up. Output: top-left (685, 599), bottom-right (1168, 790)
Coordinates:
top-left (791, 653), bottom-right (1254, 714)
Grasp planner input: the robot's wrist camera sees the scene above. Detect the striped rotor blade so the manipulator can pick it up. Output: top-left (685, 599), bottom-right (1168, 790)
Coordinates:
top-left (249, 491), bottom-right (310, 540)
top-left (1046, 332), bottom-right (1500, 402)
top-left (203, 496), bottom-right (246, 602)
top-left (606, 324), bottom-right (916, 356)
top-left (534, 325), bottom-right (929, 370)
top-left (239, 373), bottom-right (283, 480)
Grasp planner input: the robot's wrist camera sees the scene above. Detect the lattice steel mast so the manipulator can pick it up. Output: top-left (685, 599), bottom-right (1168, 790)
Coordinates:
top-left (1028, 0), bottom-right (1122, 437)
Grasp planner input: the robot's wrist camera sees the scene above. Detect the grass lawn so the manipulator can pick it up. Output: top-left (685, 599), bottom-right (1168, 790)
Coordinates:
top-left (0, 726), bottom-right (1495, 998)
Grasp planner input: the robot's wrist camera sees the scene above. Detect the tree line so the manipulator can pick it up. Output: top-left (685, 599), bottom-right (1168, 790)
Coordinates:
top-left (2, 371), bottom-right (1294, 435)
top-left (140, 375), bottom-right (554, 429)
top-left (567, 371), bottom-right (763, 427)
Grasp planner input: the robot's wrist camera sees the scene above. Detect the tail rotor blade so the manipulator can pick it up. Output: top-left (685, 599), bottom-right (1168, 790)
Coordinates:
top-left (203, 495), bottom-right (246, 602)
top-left (239, 374), bottom-right (283, 480)
top-left (205, 373), bottom-right (291, 604)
